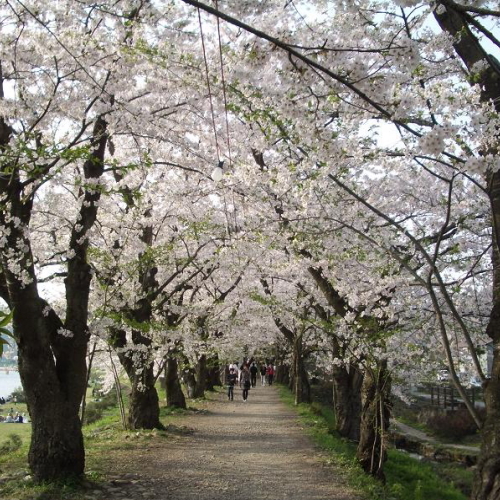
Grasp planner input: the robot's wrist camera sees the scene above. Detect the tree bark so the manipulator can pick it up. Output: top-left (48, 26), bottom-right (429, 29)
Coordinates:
top-left (165, 356), bottom-right (186, 409)
top-left (182, 368), bottom-right (197, 399)
top-left (192, 354), bottom-right (207, 399)
top-left (356, 361), bottom-right (391, 482)
top-left (111, 327), bottom-right (162, 429)
top-left (276, 362), bottom-right (290, 385)
top-left (205, 354), bottom-right (221, 390)
top-left (293, 334), bottom-right (311, 404)
top-left (127, 360), bottom-right (161, 430)
top-left (15, 294), bottom-right (86, 481)
top-left (332, 363), bottom-right (363, 442)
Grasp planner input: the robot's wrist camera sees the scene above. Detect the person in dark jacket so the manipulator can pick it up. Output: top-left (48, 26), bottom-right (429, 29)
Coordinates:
top-left (227, 368), bottom-right (237, 401)
top-left (240, 365), bottom-right (251, 401)
top-left (250, 363), bottom-right (258, 387)
top-left (260, 364), bottom-right (267, 386)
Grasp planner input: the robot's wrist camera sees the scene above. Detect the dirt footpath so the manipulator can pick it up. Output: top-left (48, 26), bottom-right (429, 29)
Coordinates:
top-left (96, 384), bottom-right (361, 500)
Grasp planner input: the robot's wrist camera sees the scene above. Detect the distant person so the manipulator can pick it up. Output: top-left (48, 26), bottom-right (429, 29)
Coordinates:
top-left (267, 364), bottom-right (275, 386)
top-left (240, 365), bottom-right (251, 402)
top-left (250, 363), bottom-right (258, 388)
top-left (227, 367), bottom-right (237, 401)
top-left (260, 364), bottom-right (267, 386)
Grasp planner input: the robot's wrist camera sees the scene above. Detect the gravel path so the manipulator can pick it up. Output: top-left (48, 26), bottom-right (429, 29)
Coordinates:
top-left (93, 384), bottom-right (361, 500)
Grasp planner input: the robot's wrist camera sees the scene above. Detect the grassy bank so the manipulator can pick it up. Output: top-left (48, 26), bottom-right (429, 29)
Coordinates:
top-left (277, 386), bottom-right (471, 500)
top-left (0, 397), bottom-right (204, 500)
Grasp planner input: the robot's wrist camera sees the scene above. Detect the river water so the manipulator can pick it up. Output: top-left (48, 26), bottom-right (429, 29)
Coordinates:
top-left (0, 369), bottom-right (22, 399)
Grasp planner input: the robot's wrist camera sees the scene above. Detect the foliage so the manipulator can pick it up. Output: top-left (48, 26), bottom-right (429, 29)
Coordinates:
top-left (0, 310), bottom-right (14, 358)
top-left (7, 387), bottom-right (26, 404)
top-left (83, 390), bottom-right (118, 425)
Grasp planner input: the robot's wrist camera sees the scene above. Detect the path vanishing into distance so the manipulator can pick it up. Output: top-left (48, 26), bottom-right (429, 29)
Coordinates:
top-left (87, 384), bottom-right (362, 500)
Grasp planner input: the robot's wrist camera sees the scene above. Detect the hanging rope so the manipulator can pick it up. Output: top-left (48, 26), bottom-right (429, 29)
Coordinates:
top-left (214, 0), bottom-right (232, 168)
top-left (198, 8), bottom-right (220, 161)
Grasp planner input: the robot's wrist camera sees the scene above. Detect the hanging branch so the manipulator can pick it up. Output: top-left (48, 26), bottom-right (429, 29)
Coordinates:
top-left (197, 7), bottom-right (220, 161)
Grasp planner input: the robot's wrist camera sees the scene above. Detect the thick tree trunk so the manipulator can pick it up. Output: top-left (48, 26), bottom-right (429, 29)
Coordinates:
top-left (205, 354), bottom-right (221, 390)
top-left (293, 335), bottom-right (311, 404)
top-left (332, 363), bottom-right (363, 441)
top-left (182, 367), bottom-right (197, 399)
top-left (112, 328), bottom-right (162, 430)
top-left (276, 362), bottom-right (290, 385)
top-left (475, 174), bottom-right (500, 500)
top-left (128, 362), bottom-right (162, 429)
top-left (165, 356), bottom-right (186, 409)
top-left (356, 361), bottom-right (391, 482)
top-left (192, 354), bottom-right (207, 399)
top-left (14, 296), bottom-right (86, 481)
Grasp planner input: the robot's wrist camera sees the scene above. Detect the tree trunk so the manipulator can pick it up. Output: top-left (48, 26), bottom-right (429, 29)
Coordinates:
top-left (128, 361), bottom-right (162, 429)
top-left (356, 361), bottom-right (391, 482)
top-left (182, 367), bottom-right (197, 399)
top-left (276, 362), bottom-right (290, 385)
top-left (332, 363), bottom-right (363, 441)
top-left (192, 354), bottom-right (207, 399)
top-left (14, 297), bottom-right (86, 481)
top-left (474, 333), bottom-right (500, 499)
top-left (205, 354), bottom-right (221, 390)
top-left (293, 334), bottom-right (311, 404)
top-left (165, 356), bottom-right (186, 409)
top-left (111, 328), bottom-right (162, 430)
top-left (475, 170), bottom-right (500, 499)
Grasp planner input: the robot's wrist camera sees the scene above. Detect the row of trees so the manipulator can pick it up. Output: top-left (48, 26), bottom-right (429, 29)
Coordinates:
top-left (0, 1), bottom-right (499, 498)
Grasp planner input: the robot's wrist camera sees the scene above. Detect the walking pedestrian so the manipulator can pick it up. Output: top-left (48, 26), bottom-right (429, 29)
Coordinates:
top-left (267, 363), bottom-right (275, 386)
top-left (227, 367), bottom-right (237, 401)
top-left (250, 362), bottom-right (258, 388)
top-left (260, 363), bottom-right (267, 385)
top-left (240, 365), bottom-right (251, 402)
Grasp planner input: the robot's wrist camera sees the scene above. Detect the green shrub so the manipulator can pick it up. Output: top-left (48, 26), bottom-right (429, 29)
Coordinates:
top-left (8, 387), bottom-right (26, 404)
top-left (83, 404), bottom-right (103, 425)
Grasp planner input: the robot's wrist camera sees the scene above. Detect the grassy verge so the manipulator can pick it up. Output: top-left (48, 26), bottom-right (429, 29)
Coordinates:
top-left (278, 386), bottom-right (471, 500)
top-left (0, 389), bottom-right (209, 500)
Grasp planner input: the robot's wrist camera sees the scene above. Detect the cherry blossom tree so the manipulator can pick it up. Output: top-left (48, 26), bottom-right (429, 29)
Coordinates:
top-left (180, 0), bottom-right (499, 493)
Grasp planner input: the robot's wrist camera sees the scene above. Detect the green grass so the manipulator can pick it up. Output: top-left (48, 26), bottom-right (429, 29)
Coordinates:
top-left (278, 386), bottom-right (470, 500)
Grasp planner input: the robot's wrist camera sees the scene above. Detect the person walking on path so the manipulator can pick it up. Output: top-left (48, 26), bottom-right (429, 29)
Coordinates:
top-left (260, 363), bottom-right (267, 386)
top-left (250, 363), bottom-right (258, 388)
top-left (267, 363), bottom-right (275, 386)
top-left (227, 367), bottom-right (237, 401)
top-left (240, 365), bottom-right (251, 402)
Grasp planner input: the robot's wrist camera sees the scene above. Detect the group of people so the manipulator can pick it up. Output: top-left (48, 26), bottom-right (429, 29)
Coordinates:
top-left (0, 409), bottom-right (26, 423)
top-left (226, 361), bottom-right (276, 402)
